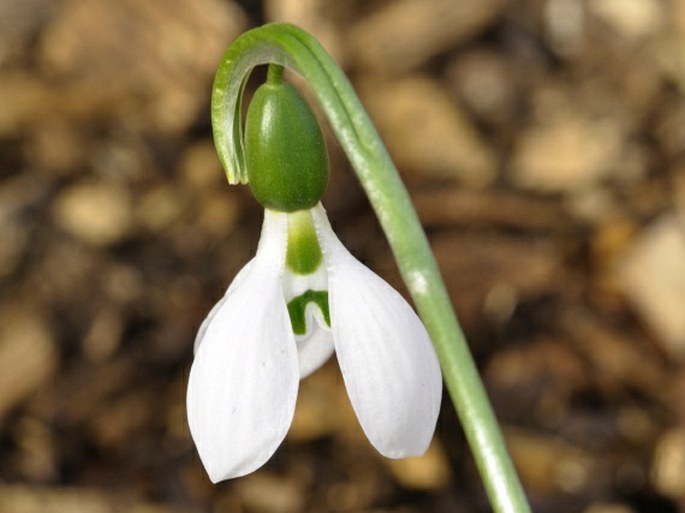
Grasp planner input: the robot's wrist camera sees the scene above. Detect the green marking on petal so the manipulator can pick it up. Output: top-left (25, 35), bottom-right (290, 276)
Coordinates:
top-left (287, 290), bottom-right (330, 335)
top-left (286, 209), bottom-right (323, 274)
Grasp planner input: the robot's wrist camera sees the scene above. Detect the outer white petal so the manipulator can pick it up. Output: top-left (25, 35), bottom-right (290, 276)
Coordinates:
top-left (311, 204), bottom-right (442, 458)
top-left (194, 259), bottom-right (255, 354)
top-left (194, 208), bottom-right (289, 354)
top-left (187, 210), bottom-right (298, 482)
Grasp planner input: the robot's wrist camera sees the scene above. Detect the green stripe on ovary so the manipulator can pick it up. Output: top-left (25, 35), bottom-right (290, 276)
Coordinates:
top-left (287, 290), bottom-right (330, 335)
top-left (286, 209), bottom-right (323, 274)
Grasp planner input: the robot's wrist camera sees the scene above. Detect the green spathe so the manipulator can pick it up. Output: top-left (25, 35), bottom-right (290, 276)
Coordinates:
top-left (244, 67), bottom-right (329, 212)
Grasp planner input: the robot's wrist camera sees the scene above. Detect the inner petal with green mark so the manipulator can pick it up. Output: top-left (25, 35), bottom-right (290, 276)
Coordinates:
top-left (287, 290), bottom-right (330, 335)
top-left (286, 209), bottom-right (323, 275)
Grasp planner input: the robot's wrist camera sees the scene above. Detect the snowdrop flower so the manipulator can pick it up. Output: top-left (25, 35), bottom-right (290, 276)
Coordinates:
top-left (187, 67), bottom-right (442, 483)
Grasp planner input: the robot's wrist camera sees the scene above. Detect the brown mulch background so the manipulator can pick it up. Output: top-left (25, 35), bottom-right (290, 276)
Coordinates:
top-left (1, 1), bottom-right (685, 512)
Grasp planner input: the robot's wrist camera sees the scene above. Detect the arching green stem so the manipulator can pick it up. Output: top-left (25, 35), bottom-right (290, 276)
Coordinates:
top-left (212, 22), bottom-right (531, 513)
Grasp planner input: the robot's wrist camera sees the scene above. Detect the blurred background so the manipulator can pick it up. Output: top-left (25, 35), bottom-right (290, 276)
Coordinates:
top-left (1, 0), bottom-right (685, 512)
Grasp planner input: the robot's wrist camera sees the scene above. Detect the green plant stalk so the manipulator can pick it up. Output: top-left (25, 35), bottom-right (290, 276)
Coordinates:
top-left (211, 23), bottom-right (531, 513)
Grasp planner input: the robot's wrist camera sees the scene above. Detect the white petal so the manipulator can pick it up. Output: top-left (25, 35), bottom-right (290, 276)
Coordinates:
top-left (297, 328), bottom-right (334, 378)
top-left (296, 302), bottom-right (334, 378)
top-left (194, 259), bottom-right (255, 354)
top-left (187, 210), bottom-right (299, 482)
top-left (312, 204), bottom-right (442, 458)
top-left (194, 208), bottom-right (289, 355)
top-left (279, 208), bottom-right (333, 378)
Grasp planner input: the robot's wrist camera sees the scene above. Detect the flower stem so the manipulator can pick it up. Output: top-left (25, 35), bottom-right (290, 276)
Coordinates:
top-left (211, 22), bottom-right (531, 513)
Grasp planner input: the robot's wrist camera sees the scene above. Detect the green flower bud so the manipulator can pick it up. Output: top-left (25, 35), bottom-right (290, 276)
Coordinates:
top-left (244, 66), bottom-right (329, 212)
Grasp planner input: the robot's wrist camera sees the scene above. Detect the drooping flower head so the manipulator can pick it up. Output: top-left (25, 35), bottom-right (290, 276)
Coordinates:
top-left (187, 66), bottom-right (442, 483)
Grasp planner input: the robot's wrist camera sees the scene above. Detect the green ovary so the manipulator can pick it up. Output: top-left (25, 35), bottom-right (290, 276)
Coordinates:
top-left (287, 290), bottom-right (330, 335)
top-left (286, 209), bottom-right (323, 274)
top-left (244, 68), bottom-right (329, 212)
